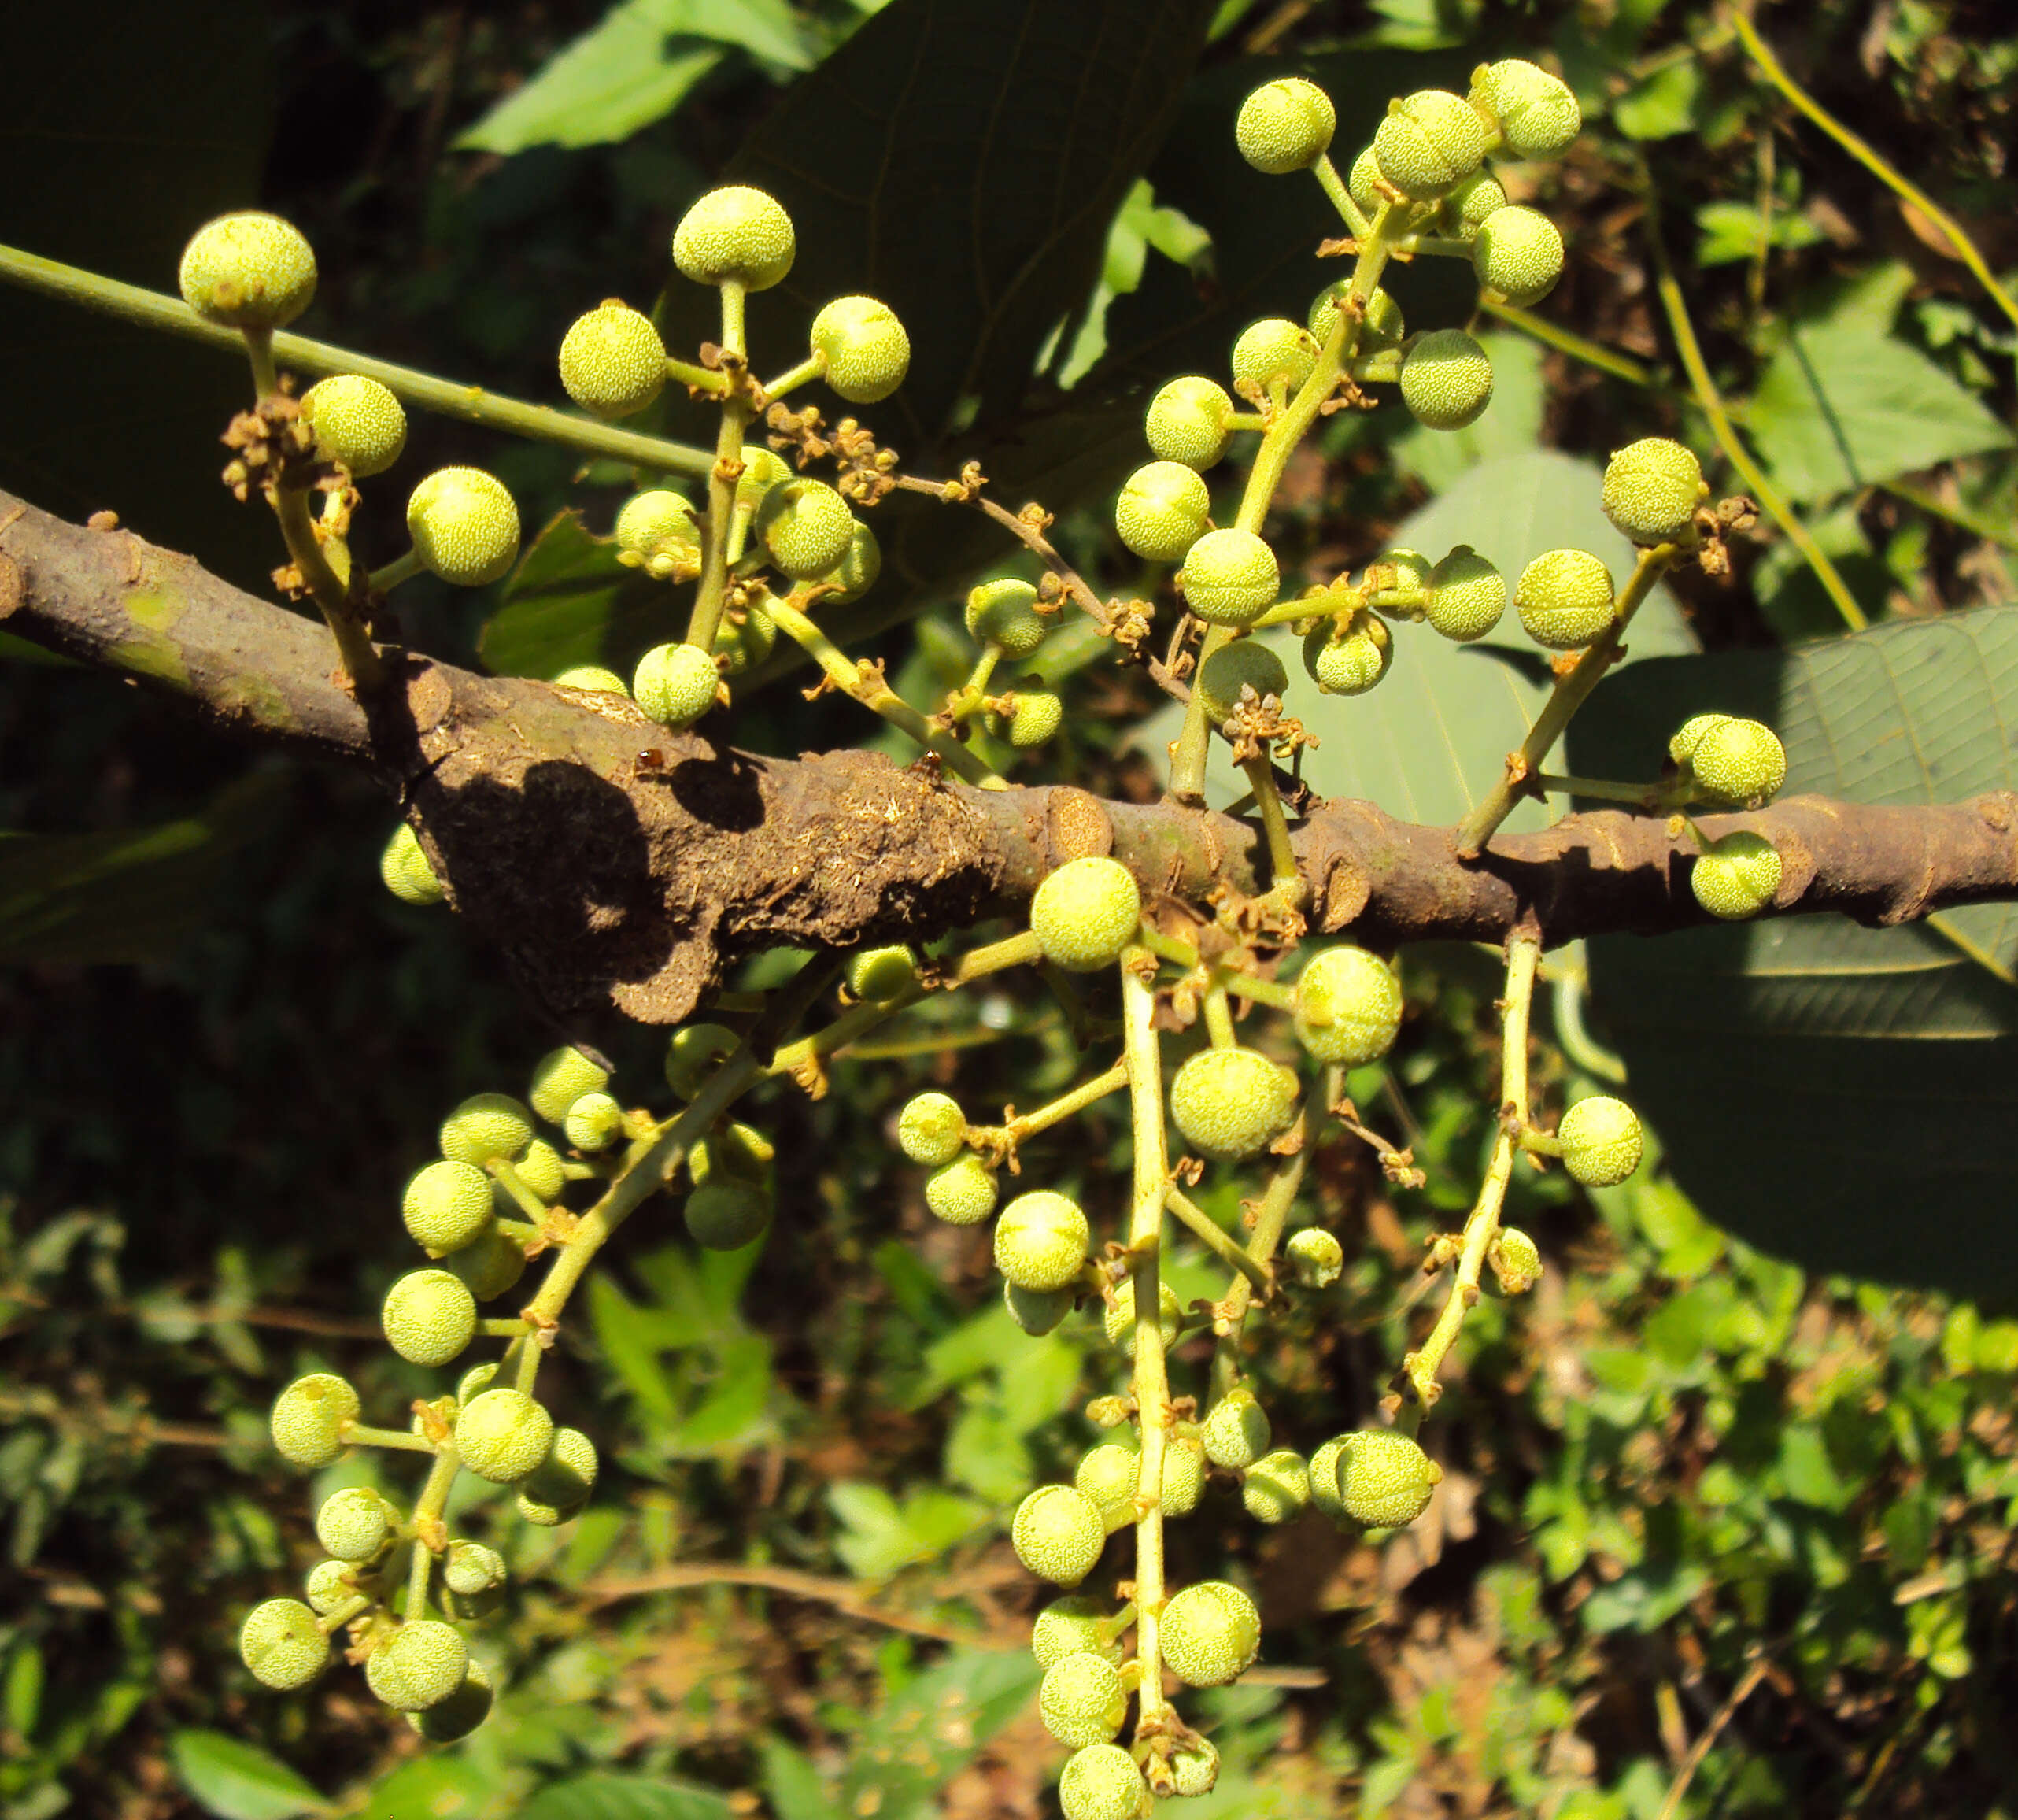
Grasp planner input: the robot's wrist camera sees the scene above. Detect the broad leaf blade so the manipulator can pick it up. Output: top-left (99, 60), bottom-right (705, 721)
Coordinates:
top-left (519, 1775), bottom-right (737, 1820)
top-left (168, 1731), bottom-right (327, 1820)
top-left (479, 509), bottom-right (681, 679)
top-left (840, 1651), bottom-right (1043, 1814)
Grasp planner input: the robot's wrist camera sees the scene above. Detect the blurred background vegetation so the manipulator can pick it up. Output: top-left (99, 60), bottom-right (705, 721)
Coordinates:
top-left (2, 0), bottom-right (2016, 1815)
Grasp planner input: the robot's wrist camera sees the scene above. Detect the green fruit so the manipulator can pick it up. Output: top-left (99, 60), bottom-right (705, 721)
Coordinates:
top-left (528, 1046), bottom-right (611, 1126)
top-left (1195, 639), bottom-right (1288, 725)
top-left (1011, 1484), bottom-right (1107, 1586)
top-left (1103, 1279), bottom-right (1183, 1352)
top-left (1235, 76), bottom-right (1336, 174)
top-left (756, 477), bottom-right (857, 579)
top-left (1040, 1652), bottom-right (1128, 1747)
top-left (614, 490), bottom-right (700, 580)
top-left (406, 467), bottom-right (520, 586)
top-left (1285, 1226), bottom-right (1344, 1288)
top-left (1308, 1437), bottom-right (1351, 1524)
top-left (179, 212), bottom-right (316, 329)
top-left (714, 602), bottom-right (779, 675)
top-left (1476, 58), bottom-right (1581, 161)
top-left (1443, 169), bottom-right (1507, 232)
top-left (633, 642), bottom-right (720, 731)
top-left (1399, 329), bottom-right (1494, 431)
top-left (1669, 712), bottom-right (1726, 764)
top-left (1308, 282), bottom-right (1403, 348)
top-left (1688, 717), bottom-right (1787, 807)
top-left (443, 1541), bottom-right (508, 1596)
top-left (518, 1425), bottom-right (598, 1525)
top-left (381, 1268), bottom-right (479, 1367)
top-left (926, 1155), bottom-right (999, 1226)
top-left (1180, 527), bottom-right (1278, 627)
top-left (994, 1189), bottom-right (1089, 1293)
top-left (411, 1660), bottom-right (493, 1743)
top-left (1602, 437), bottom-right (1706, 546)
top-left (685, 1179), bottom-right (771, 1250)
top-left (1159, 1581), bottom-right (1261, 1687)
top-left (379, 823), bottom-right (445, 906)
top-left (1230, 316), bottom-right (1319, 394)
top-left (305, 1559), bottom-right (359, 1618)
top-left (1000, 690), bottom-right (1065, 749)
top-left (558, 301), bottom-right (666, 419)
top-left (552, 664), bottom-right (630, 695)
top-left (1347, 144), bottom-right (1383, 216)
top-left (1293, 945), bottom-right (1403, 1065)
top-left (1336, 1430), bottom-right (1440, 1528)
top-left (1114, 461), bottom-right (1211, 563)
top-left (314, 1486), bottom-right (395, 1562)
top-left (456, 1364), bottom-right (498, 1406)
top-left (1374, 89), bottom-right (1487, 201)
top-left (691, 1121), bottom-right (774, 1187)
top-left (1471, 205), bottom-right (1564, 307)
top-left (1006, 1281), bottom-right (1074, 1335)
top-left (1145, 375), bottom-right (1234, 469)
top-left (1691, 830), bottom-right (1783, 920)
top-left (1241, 1448), bottom-right (1310, 1525)
top-left (1059, 1744), bottom-right (1148, 1820)
top-left (1201, 1387), bottom-right (1270, 1470)
top-left (964, 578), bottom-right (1050, 658)
top-left (1029, 856), bottom-right (1141, 973)
top-left (1031, 1595), bottom-right (1123, 1669)
top-left (1075, 1440), bottom-right (1142, 1532)
top-left (897, 1091), bottom-right (965, 1167)
top-left (364, 1619), bottom-right (468, 1712)
top-left (442, 1229), bottom-right (527, 1302)
top-left (810, 294), bottom-right (910, 403)
top-left (1425, 546), bottom-right (1506, 641)
top-left (1487, 1226), bottom-right (1543, 1295)
top-left (1170, 1737), bottom-right (1221, 1797)
top-left (440, 1093), bottom-right (533, 1168)
top-left (1366, 547), bottom-right (1433, 599)
top-left (454, 1389), bottom-right (556, 1485)
top-left (1516, 548), bottom-right (1615, 649)
top-left (238, 1598), bottom-right (329, 1690)
top-left (847, 945), bottom-right (916, 1003)
top-left (666, 1023), bottom-right (737, 1099)
top-left (1557, 1094), bottom-right (1643, 1186)
top-left (1301, 614), bottom-right (1391, 696)
top-left (271, 1373), bottom-right (360, 1469)
top-left (818, 522), bottom-right (881, 606)
top-left (301, 375), bottom-right (406, 478)
top-left (1168, 1047), bottom-right (1299, 1163)
top-left (1161, 1426), bottom-right (1207, 1518)
top-left (672, 185), bottom-right (795, 290)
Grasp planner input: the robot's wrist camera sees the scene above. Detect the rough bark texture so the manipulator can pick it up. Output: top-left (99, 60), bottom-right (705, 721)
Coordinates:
top-left (6, 487), bottom-right (2017, 1025)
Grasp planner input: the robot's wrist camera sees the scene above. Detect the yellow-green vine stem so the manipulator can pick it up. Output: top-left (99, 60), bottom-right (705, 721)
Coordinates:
top-left (686, 283), bottom-right (756, 655)
top-left (403, 1444), bottom-right (462, 1618)
top-left (1205, 1096), bottom-right (1314, 1405)
top-left (1164, 1185), bottom-right (1272, 1294)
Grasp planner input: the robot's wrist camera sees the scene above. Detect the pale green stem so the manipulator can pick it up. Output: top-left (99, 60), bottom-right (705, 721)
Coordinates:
top-left (1221, 971), bottom-right (1295, 1012)
top-left (1479, 297), bottom-right (1660, 387)
top-left (1164, 1185), bottom-right (1271, 1293)
top-left (761, 352), bottom-right (823, 398)
top-left (719, 281), bottom-right (748, 360)
top-left (1237, 755), bottom-right (1305, 901)
top-left (1200, 982), bottom-right (1236, 1049)
top-left (666, 353), bottom-right (728, 394)
top-left (367, 549), bottom-right (423, 594)
top-left (966, 1060), bottom-right (1129, 1152)
top-left (686, 395), bottom-right (754, 654)
top-left (403, 1445), bottom-right (461, 1619)
top-left (486, 1157), bottom-right (550, 1223)
top-left (1205, 1097), bottom-right (1312, 1405)
top-left (271, 482), bottom-right (385, 690)
top-left (339, 1422), bottom-right (437, 1455)
top-left (1310, 152), bottom-right (1369, 237)
top-left (1529, 771), bottom-right (1666, 809)
top-left (316, 1594), bottom-right (371, 1635)
top-left (242, 326), bottom-right (279, 399)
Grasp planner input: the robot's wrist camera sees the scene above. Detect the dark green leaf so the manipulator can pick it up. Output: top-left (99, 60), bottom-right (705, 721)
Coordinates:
top-left (519, 1774), bottom-right (737, 1820)
top-left (479, 509), bottom-right (680, 680)
top-left (355, 1759), bottom-right (495, 1820)
top-left (1612, 57), bottom-right (1702, 139)
top-left (841, 1651), bottom-right (1043, 1812)
top-left (168, 1731), bottom-right (327, 1820)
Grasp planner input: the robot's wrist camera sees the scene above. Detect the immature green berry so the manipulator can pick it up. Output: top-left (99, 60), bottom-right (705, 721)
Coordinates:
top-left (1103, 1278), bottom-right (1184, 1354)
top-left (1302, 614), bottom-right (1391, 697)
top-left (1516, 548), bottom-right (1616, 649)
top-left (315, 1486), bottom-right (396, 1563)
top-left (757, 477), bottom-right (857, 580)
top-left (1170, 1737), bottom-right (1221, 1797)
top-left (1425, 546), bottom-right (1506, 641)
top-left (1556, 1094), bottom-right (1643, 1186)
top-left (1488, 1226), bottom-right (1543, 1295)
top-left (1236, 76), bottom-right (1336, 174)
top-left (685, 1179), bottom-right (771, 1251)
top-left (810, 295), bottom-right (910, 403)
top-left (454, 1389), bottom-right (556, 1485)
top-left (406, 468), bottom-right (520, 586)
top-left (994, 1189), bottom-right (1089, 1293)
top-left (1691, 830), bottom-right (1783, 921)
top-left (1400, 329), bottom-right (1494, 431)
top-left (1032, 1595), bottom-right (1123, 1669)
top-left (964, 578), bottom-right (1050, 657)
top-left (1673, 715), bottom-right (1733, 768)
top-left (672, 185), bottom-right (796, 290)
top-left (1293, 944), bottom-right (1403, 1065)
top-left (1011, 1484), bottom-right (1107, 1586)
top-left (1231, 316), bottom-right (1319, 394)
top-left (1202, 1387), bottom-right (1270, 1470)
top-left (1689, 717), bottom-right (1787, 807)
top-left (304, 1559), bottom-right (356, 1615)
top-left (1029, 856), bottom-right (1141, 972)
top-left (528, 1046), bottom-right (610, 1126)
top-left (1308, 1437), bottom-right (1352, 1524)
top-left (551, 664), bottom-right (630, 695)
top-left (456, 1363), bottom-right (498, 1407)
top-left (365, 1620), bottom-right (468, 1712)
top-left (518, 1426), bottom-right (598, 1525)
top-left (1472, 205), bottom-right (1565, 307)
top-left (411, 1660), bottom-right (494, 1744)
top-left (1602, 437), bottom-right (1706, 546)
top-left (819, 522), bottom-right (881, 605)
top-left (666, 1023), bottom-right (737, 1099)
top-left (1195, 639), bottom-right (1288, 725)
top-left (1336, 1430), bottom-right (1440, 1527)
top-left (440, 1093), bottom-right (533, 1167)
top-left (735, 446), bottom-right (793, 512)
top-left (1286, 1226), bottom-right (1344, 1288)
top-left (271, 1373), bottom-right (360, 1469)
top-left (633, 642), bottom-right (721, 731)
top-left (179, 212), bottom-right (316, 329)
top-left (1242, 1448), bottom-right (1311, 1525)
top-left (516, 1135), bottom-right (577, 1199)
top-left (614, 490), bottom-right (700, 580)
top-left (1366, 546), bottom-right (1434, 600)
top-left (1059, 1744), bottom-right (1148, 1820)
top-left (558, 301), bottom-right (666, 419)
top-left (689, 1122), bottom-right (774, 1189)
top-left (380, 823), bottom-right (445, 906)
top-left (559, 1093), bottom-right (620, 1153)
top-left (442, 1228), bottom-right (527, 1302)
top-left (846, 945), bottom-right (916, 1004)
top-left (1160, 1581), bottom-right (1261, 1687)
top-left (1180, 527), bottom-right (1278, 627)
top-left (381, 1268), bottom-right (478, 1367)
top-left (301, 375), bottom-right (406, 477)
top-left (1347, 144), bottom-right (1382, 216)
top-left (1114, 461), bottom-right (1211, 563)
top-left (1374, 90), bottom-right (1487, 201)
top-left (1075, 1441), bottom-right (1141, 1533)
top-left (1309, 281), bottom-right (1404, 348)
top-left (1040, 1652), bottom-right (1128, 1747)
top-left (1007, 1280), bottom-right (1075, 1335)
top-left (1443, 169), bottom-right (1507, 231)
top-left (920, 1157), bottom-right (994, 1228)
top-left (1145, 375), bottom-right (1234, 469)
top-left (999, 690), bottom-right (1065, 749)
top-left (1476, 58), bottom-right (1582, 161)
top-left (1168, 1047), bottom-right (1299, 1163)
top-left (238, 1598), bottom-right (329, 1690)
top-left (443, 1541), bottom-right (508, 1597)
top-left (1162, 1426), bottom-right (1208, 1518)
top-left (897, 1091), bottom-right (965, 1166)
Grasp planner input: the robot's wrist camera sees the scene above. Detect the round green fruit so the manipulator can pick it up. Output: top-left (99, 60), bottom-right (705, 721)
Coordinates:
top-left (672, 186), bottom-right (795, 290)
top-left (442, 1229), bottom-right (527, 1303)
top-left (1302, 614), bottom-right (1392, 696)
top-left (1103, 1278), bottom-right (1183, 1352)
top-left (1059, 1744), bottom-right (1148, 1820)
top-left (406, 467), bottom-right (520, 586)
top-left (1241, 1448), bottom-right (1311, 1525)
top-left (528, 1046), bottom-right (611, 1126)
top-left (1308, 1435), bottom-right (1351, 1524)
top-left (1602, 437), bottom-right (1706, 546)
top-left (440, 1093), bottom-right (533, 1168)
top-left (443, 1541), bottom-right (508, 1596)
top-left (411, 1660), bottom-right (493, 1743)
top-left (614, 490), bottom-right (700, 580)
top-left (810, 294), bottom-right (910, 403)
top-left (1476, 58), bottom-right (1582, 161)
top-left (381, 1269), bottom-right (478, 1367)
top-left (1399, 329), bottom-right (1494, 431)
top-left (819, 522), bottom-right (881, 605)
top-left (179, 212), bottom-right (316, 329)
top-left (964, 578), bottom-right (1050, 657)
top-left (1347, 143), bottom-right (1383, 216)
top-left (1336, 1430), bottom-right (1440, 1527)
top-left (303, 1559), bottom-right (356, 1616)
top-left (1159, 1581), bottom-right (1261, 1687)
top-left (239, 1598), bottom-right (328, 1690)
top-left (562, 1091), bottom-right (623, 1152)
top-left (756, 478), bottom-right (856, 580)
top-left (315, 1486), bottom-right (396, 1563)
top-left (1688, 717), bottom-right (1787, 807)
top-left (1231, 316), bottom-right (1319, 394)
top-left (1374, 89), bottom-right (1487, 201)
top-left (685, 1179), bottom-right (771, 1251)
top-left (558, 301), bottom-right (666, 419)
top-left (1029, 856), bottom-right (1141, 972)
top-left (994, 1189), bottom-right (1090, 1293)
top-left (1556, 1094), bottom-right (1643, 1186)
top-left (1443, 169), bottom-right (1507, 231)
top-left (1488, 1226), bottom-right (1543, 1295)
top-left (515, 1138), bottom-right (565, 1204)
top-left (1293, 944), bottom-right (1403, 1065)
top-left (1235, 76), bottom-right (1336, 174)
top-left (1425, 546), bottom-right (1506, 641)
top-left (897, 1091), bottom-right (965, 1167)
top-left (1145, 375), bottom-right (1234, 469)
top-left (1691, 830), bottom-right (1783, 921)
top-left (379, 823), bottom-right (444, 906)
top-left (1516, 548), bottom-right (1615, 649)
top-left (1471, 205), bottom-right (1564, 307)
top-left (999, 690), bottom-right (1064, 750)
top-left (1285, 1226), bottom-right (1344, 1289)
top-left (1075, 1440), bottom-right (1142, 1533)
top-left (1114, 461), bottom-right (1211, 564)
top-left (1032, 1594), bottom-right (1122, 1669)
top-left (454, 1389), bottom-right (556, 1485)
top-left (665, 1023), bottom-right (737, 1100)
top-left (1168, 1047), bottom-right (1299, 1163)
top-left (846, 945), bottom-right (916, 1004)
top-left (1195, 638), bottom-right (1288, 726)
top-left (301, 375), bottom-right (406, 478)
top-left (518, 1425), bottom-right (598, 1525)
top-left (271, 1373), bottom-right (360, 1469)
top-left (365, 1619), bottom-right (468, 1713)
top-left (926, 1155), bottom-right (999, 1226)
top-left (1006, 1280), bottom-right (1075, 1335)
top-left (1161, 1426), bottom-right (1207, 1518)
top-left (1180, 527), bottom-right (1278, 627)
top-left (1011, 1484), bottom-right (1107, 1586)
top-left (1170, 1737), bottom-right (1221, 1797)
top-left (633, 642), bottom-right (721, 731)
top-left (551, 664), bottom-right (629, 695)
top-left (1201, 1387), bottom-right (1270, 1470)
top-left (1040, 1652), bottom-right (1128, 1748)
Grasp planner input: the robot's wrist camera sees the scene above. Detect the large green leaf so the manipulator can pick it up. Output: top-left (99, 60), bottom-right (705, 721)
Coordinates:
top-left (479, 509), bottom-right (682, 679)
top-left (518, 1774), bottom-right (737, 1820)
top-left (1567, 607), bottom-right (2018, 1301)
top-left (839, 1651), bottom-right (1043, 1816)
top-left (168, 1732), bottom-right (327, 1820)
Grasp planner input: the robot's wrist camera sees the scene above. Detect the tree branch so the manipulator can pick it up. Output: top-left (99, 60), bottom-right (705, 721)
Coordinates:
top-left (6, 487), bottom-right (2015, 1027)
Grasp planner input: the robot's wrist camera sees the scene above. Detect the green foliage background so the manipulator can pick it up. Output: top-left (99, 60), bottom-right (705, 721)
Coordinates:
top-left (2, 0), bottom-right (2016, 1815)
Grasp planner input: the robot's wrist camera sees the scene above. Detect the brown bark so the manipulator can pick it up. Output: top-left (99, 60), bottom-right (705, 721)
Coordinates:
top-left (6, 487), bottom-right (2016, 1026)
